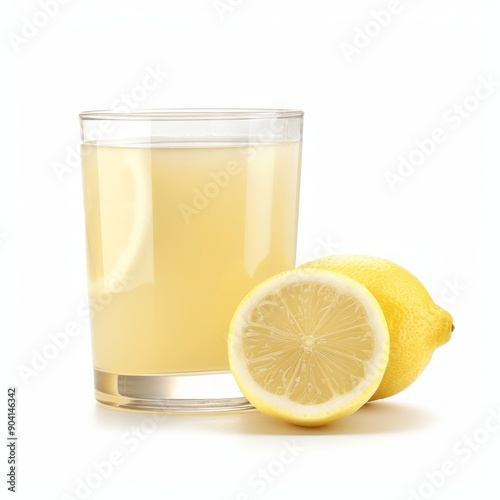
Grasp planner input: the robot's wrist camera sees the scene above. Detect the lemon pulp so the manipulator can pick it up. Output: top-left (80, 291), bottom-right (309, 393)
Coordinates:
top-left (244, 281), bottom-right (377, 404)
top-left (228, 269), bottom-right (390, 426)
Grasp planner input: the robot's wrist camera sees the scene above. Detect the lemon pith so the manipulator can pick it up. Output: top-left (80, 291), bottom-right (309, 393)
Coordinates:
top-left (228, 269), bottom-right (390, 426)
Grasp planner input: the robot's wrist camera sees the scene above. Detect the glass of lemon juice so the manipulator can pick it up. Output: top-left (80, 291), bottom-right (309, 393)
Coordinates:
top-left (79, 109), bottom-right (303, 411)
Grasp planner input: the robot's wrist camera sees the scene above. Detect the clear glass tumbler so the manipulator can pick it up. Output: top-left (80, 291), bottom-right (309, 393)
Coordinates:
top-left (79, 109), bottom-right (303, 412)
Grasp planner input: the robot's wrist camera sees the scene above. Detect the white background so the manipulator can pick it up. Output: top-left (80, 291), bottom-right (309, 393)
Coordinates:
top-left (2, 1), bottom-right (500, 499)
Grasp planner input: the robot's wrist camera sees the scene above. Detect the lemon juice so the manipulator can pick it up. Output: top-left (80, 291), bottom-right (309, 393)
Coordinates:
top-left (81, 141), bottom-right (301, 375)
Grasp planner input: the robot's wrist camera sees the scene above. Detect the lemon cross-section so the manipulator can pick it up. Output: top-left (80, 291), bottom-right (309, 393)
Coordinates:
top-left (228, 269), bottom-right (390, 427)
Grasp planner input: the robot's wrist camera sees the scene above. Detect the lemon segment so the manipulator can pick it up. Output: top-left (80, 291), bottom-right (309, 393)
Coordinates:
top-left (228, 269), bottom-right (390, 426)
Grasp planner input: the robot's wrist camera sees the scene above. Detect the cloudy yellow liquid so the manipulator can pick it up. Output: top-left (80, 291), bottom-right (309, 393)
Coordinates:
top-left (81, 141), bottom-right (301, 374)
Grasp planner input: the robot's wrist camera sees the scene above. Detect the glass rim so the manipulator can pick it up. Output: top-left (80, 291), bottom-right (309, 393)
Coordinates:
top-left (79, 108), bottom-right (304, 121)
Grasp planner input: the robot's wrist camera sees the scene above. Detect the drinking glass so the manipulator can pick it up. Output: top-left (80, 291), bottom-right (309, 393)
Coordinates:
top-left (79, 109), bottom-right (303, 411)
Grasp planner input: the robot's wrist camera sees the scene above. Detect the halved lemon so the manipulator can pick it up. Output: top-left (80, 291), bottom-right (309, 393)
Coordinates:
top-left (228, 268), bottom-right (390, 426)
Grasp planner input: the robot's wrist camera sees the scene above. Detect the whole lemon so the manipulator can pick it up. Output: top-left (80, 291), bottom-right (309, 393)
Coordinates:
top-left (300, 255), bottom-right (454, 400)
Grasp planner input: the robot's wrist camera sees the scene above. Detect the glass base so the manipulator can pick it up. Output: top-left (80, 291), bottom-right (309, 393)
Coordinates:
top-left (94, 369), bottom-right (254, 413)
